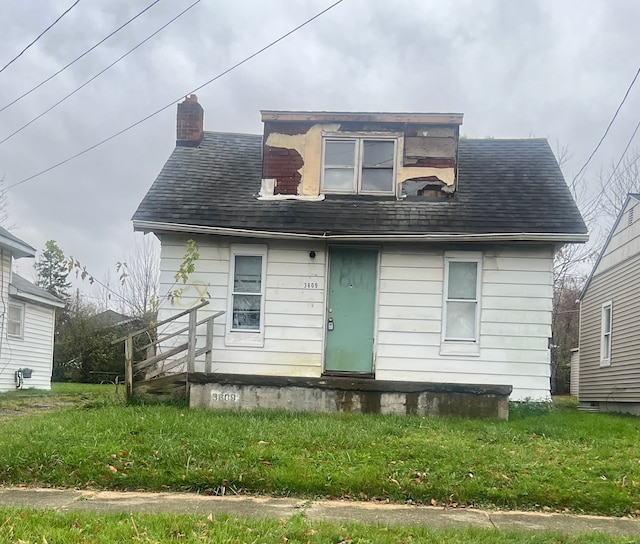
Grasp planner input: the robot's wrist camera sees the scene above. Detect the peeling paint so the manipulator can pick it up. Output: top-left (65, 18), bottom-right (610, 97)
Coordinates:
top-left (397, 164), bottom-right (455, 186)
top-left (266, 124), bottom-right (340, 196)
top-left (265, 120), bottom-right (457, 195)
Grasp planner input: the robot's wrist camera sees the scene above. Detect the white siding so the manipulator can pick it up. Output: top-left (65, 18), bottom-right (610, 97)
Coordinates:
top-left (0, 257), bottom-right (57, 391)
top-left (157, 235), bottom-right (554, 400)
top-left (0, 251), bottom-right (13, 392)
top-left (375, 244), bottom-right (553, 400)
top-left (156, 235), bottom-right (325, 377)
top-left (0, 302), bottom-right (56, 391)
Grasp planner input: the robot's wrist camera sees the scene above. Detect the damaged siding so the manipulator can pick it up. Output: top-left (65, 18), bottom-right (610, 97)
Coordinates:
top-left (262, 118), bottom-right (459, 197)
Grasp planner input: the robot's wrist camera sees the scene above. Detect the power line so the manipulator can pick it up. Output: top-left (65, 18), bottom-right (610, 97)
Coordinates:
top-left (0, 0), bottom-right (161, 113)
top-left (572, 64), bottom-right (640, 185)
top-left (5, 0), bottom-right (345, 191)
top-left (580, 117), bottom-right (640, 220)
top-left (0, 0), bottom-right (200, 146)
top-left (602, 119), bottom-right (640, 187)
top-left (0, 0), bottom-right (81, 75)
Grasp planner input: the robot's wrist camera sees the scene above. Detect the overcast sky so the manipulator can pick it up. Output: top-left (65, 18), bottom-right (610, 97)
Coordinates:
top-left (1, 0), bottom-right (639, 302)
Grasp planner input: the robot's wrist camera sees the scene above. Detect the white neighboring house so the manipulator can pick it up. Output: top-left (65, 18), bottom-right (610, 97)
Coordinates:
top-left (0, 227), bottom-right (65, 392)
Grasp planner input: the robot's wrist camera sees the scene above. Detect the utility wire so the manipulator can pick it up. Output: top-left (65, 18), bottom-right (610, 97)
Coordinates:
top-left (6, 0), bottom-right (345, 191)
top-left (571, 64), bottom-right (640, 185)
top-left (601, 119), bottom-right (640, 187)
top-left (0, 0), bottom-right (161, 113)
top-left (0, 0), bottom-right (200, 146)
top-left (0, 0), bottom-right (81, 74)
top-left (581, 116), bottom-right (640, 219)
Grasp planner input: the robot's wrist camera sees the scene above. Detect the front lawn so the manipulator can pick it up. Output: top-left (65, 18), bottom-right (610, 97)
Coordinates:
top-left (1, 510), bottom-right (636, 544)
top-left (0, 385), bottom-right (639, 517)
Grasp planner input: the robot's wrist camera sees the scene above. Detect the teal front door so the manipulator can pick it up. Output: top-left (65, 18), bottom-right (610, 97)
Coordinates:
top-left (325, 247), bottom-right (377, 374)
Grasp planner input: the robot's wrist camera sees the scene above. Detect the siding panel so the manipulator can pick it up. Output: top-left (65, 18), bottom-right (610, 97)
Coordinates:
top-left (579, 250), bottom-right (640, 403)
top-left (157, 238), bottom-right (554, 401)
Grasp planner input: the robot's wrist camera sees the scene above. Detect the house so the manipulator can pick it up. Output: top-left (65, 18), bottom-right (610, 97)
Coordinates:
top-left (131, 96), bottom-right (587, 416)
top-left (0, 227), bottom-right (65, 392)
top-left (90, 309), bottom-right (139, 329)
top-left (577, 194), bottom-right (640, 414)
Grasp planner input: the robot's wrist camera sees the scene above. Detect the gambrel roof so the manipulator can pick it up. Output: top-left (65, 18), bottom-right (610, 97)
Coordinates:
top-left (133, 132), bottom-right (587, 242)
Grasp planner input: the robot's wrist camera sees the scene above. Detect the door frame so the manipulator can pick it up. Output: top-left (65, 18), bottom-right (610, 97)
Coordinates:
top-left (322, 244), bottom-right (381, 377)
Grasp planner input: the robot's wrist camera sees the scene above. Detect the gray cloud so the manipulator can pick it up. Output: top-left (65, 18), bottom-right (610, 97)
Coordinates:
top-left (1, 0), bottom-right (639, 289)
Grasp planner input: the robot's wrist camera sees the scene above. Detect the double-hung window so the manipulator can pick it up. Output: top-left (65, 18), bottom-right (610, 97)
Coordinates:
top-left (322, 138), bottom-right (396, 194)
top-left (441, 252), bottom-right (482, 355)
top-left (7, 303), bottom-right (24, 339)
top-left (227, 245), bottom-right (267, 346)
top-left (600, 301), bottom-right (612, 367)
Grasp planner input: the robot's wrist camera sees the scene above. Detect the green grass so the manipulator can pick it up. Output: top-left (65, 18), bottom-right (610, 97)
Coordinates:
top-left (0, 383), bottom-right (123, 417)
top-left (1, 509), bottom-right (637, 543)
top-left (0, 386), bottom-right (639, 517)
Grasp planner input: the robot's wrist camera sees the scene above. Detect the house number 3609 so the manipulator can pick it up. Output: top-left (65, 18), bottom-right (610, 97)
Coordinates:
top-left (210, 391), bottom-right (239, 402)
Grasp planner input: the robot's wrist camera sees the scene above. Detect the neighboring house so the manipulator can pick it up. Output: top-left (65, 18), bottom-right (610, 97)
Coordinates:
top-left (90, 309), bottom-right (139, 329)
top-left (0, 227), bottom-right (65, 392)
top-left (577, 194), bottom-right (640, 413)
top-left (132, 96), bottom-right (587, 407)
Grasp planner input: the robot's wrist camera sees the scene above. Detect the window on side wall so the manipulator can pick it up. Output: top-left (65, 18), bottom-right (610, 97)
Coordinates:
top-left (600, 301), bottom-right (612, 367)
top-left (226, 245), bottom-right (267, 346)
top-left (7, 303), bottom-right (24, 339)
top-left (441, 252), bottom-right (482, 356)
top-left (322, 138), bottom-right (396, 195)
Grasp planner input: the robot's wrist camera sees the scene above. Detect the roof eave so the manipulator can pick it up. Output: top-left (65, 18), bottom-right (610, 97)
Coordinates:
top-left (134, 220), bottom-right (588, 244)
top-left (0, 234), bottom-right (36, 258)
top-left (9, 285), bottom-right (66, 308)
top-left (260, 111), bottom-right (464, 125)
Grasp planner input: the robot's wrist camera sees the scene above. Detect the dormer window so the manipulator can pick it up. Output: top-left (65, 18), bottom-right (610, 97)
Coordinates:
top-left (322, 138), bottom-right (396, 195)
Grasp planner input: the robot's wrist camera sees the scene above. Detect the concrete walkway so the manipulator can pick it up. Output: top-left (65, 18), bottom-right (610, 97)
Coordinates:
top-left (0, 487), bottom-right (638, 537)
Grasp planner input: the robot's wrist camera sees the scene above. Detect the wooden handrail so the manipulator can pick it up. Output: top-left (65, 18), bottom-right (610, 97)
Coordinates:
top-left (133, 343), bottom-right (188, 372)
top-left (113, 300), bottom-right (209, 345)
top-left (124, 303), bottom-right (224, 400)
top-left (136, 311), bottom-right (224, 352)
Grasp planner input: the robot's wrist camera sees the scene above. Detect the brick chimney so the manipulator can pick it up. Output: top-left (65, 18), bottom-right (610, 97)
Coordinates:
top-left (176, 94), bottom-right (204, 146)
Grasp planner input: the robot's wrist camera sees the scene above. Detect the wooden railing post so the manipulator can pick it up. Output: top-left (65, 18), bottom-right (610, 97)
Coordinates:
top-left (205, 316), bottom-right (213, 374)
top-left (125, 336), bottom-right (134, 399)
top-left (187, 308), bottom-right (197, 373)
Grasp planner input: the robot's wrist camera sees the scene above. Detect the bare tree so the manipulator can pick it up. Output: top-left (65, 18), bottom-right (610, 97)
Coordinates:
top-left (598, 149), bottom-right (640, 229)
top-left (549, 143), bottom-right (598, 394)
top-left (550, 146), bottom-right (640, 394)
top-left (117, 234), bottom-right (160, 322)
top-left (0, 175), bottom-right (15, 229)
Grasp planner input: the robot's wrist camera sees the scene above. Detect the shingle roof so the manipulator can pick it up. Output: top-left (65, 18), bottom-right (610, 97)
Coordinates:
top-left (132, 132), bottom-right (587, 238)
top-left (10, 274), bottom-right (65, 307)
top-left (0, 226), bottom-right (36, 258)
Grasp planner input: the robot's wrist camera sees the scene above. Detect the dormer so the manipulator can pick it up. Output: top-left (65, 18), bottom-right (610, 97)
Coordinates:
top-left (260, 111), bottom-right (463, 199)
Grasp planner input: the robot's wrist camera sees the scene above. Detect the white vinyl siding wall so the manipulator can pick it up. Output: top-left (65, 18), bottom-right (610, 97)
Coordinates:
top-left (375, 245), bottom-right (553, 400)
top-left (157, 235), bottom-right (325, 377)
top-left (0, 299), bottom-right (56, 391)
top-left (158, 235), bottom-right (554, 400)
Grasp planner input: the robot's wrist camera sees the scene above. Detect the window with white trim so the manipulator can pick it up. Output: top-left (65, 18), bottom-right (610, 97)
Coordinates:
top-left (231, 255), bottom-right (263, 330)
top-left (7, 303), bottom-right (24, 339)
top-left (322, 138), bottom-right (396, 194)
top-left (226, 245), bottom-right (267, 347)
top-left (441, 253), bottom-right (482, 354)
top-left (600, 301), bottom-right (612, 367)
